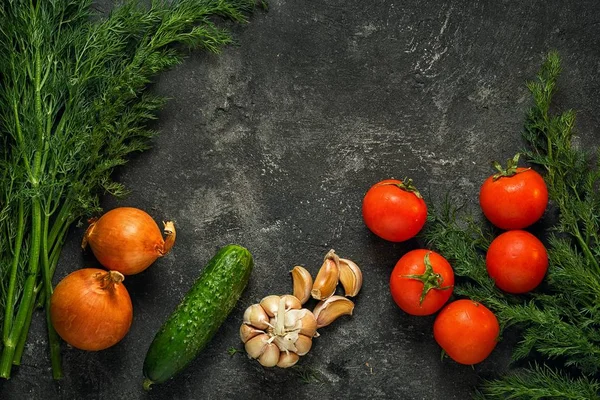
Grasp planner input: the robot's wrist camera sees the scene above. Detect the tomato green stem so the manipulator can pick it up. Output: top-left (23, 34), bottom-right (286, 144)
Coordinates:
top-left (402, 252), bottom-right (452, 304)
top-left (492, 153), bottom-right (530, 180)
top-left (384, 178), bottom-right (422, 199)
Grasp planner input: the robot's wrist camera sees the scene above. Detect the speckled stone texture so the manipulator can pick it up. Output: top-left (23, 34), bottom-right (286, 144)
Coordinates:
top-left (2, 1), bottom-right (600, 399)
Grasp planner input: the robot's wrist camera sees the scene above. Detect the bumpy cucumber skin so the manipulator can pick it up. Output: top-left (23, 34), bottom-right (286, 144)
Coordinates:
top-left (142, 244), bottom-right (253, 388)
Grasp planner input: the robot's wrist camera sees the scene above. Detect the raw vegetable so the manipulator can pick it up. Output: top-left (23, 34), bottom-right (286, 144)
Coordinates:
top-left (311, 250), bottom-right (341, 300)
top-left (362, 179), bottom-right (427, 242)
top-left (424, 52), bottom-right (600, 397)
top-left (479, 154), bottom-right (548, 230)
top-left (337, 258), bottom-right (363, 298)
top-left (143, 244), bottom-right (253, 390)
top-left (433, 299), bottom-right (500, 365)
top-left (291, 266), bottom-right (314, 305)
top-left (82, 207), bottom-right (176, 275)
top-left (241, 295), bottom-right (317, 368)
top-left (50, 269), bottom-right (133, 351)
top-left (486, 230), bottom-right (548, 294)
top-left (312, 295), bottom-right (355, 328)
top-left (0, 0), bottom-right (258, 379)
top-left (308, 249), bottom-right (363, 301)
top-left (389, 249), bottom-right (454, 316)
top-left (241, 249), bottom-right (362, 369)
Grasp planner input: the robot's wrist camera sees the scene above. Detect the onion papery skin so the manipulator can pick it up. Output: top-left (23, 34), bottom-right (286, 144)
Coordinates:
top-left (82, 207), bottom-right (176, 275)
top-left (50, 268), bottom-right (133, 351)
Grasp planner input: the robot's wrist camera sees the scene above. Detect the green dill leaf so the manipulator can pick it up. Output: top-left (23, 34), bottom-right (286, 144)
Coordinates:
top-left (0, 0), bottom-right (259, 379)
top-left (424, 51), bottom-right (600, 397)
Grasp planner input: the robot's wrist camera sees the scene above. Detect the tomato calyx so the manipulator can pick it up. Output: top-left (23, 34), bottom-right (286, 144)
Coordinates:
top-left (383, 178), bottom-right (422, 199)
top-left (492, 153), bottom-right (531, 181)
top-left (401, 252), bottom-right (452, 304)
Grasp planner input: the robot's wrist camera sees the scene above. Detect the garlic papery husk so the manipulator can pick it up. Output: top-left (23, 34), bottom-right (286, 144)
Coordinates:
top-left (313, 295), bottom-right (355, 329)
top-left (311, 249), bottom-right (340, 300)
top-left (240, 295), bottom-right (317, 368)
top-left (338, 258), bottom-right (363, 297)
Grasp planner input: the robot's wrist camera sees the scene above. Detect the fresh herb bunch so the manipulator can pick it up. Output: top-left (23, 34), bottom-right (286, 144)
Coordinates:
top-left (0, 0), bottom-right (257, 380)
top-left (424, 52), bottom-right (600, 399)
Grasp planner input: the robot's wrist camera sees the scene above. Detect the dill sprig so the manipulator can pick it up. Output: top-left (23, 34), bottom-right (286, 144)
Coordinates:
top-left (0, 0), bottom-right (258, 380)
top-left (424, 52), bottom-right (600, 398)
top-left (474, 364), bottom-right (600, 400)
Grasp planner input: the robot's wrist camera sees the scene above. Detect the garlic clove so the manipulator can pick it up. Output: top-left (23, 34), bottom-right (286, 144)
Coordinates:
top-left (283, 308), bottom-right (307, 328)
top-left (244, 333), bottom-right (270, 359)
top-left (240, 323), bottom-right (264, 344)
top-left (295, 334), bottom-right (313, 356)
top-left (277, 351), bottom-right (300, 368)
top-left (281, 294), bottom-right (302, 311)
top-left (291, 265), bottom-right (313, 305)
top-left (338, 258), bottom-right (363, 297)
top-left (311, 249), bottom-right (340, 300)
top-left (257, 342), bottom-right (280, 367)
top-left (260, 294), bottom-right (301, 318)
top-left (283, 308), bottom-right (318, 338)
top-left (283, 309), bottom-right (300, 328)
top-left (259, 295), bottom-right (282, 317)
top-left (243, 304), bottom-right (270, 330)
top-left (313, 295), bottom-right (355, 328)
top-left (298, 311), bottom-right (318, 338)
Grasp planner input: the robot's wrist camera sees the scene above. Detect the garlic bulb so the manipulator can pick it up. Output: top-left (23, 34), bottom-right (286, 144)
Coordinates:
top-left (240, 250), bottom-right (364, 368)
top-left (240, 295), bottom-right (317, 368)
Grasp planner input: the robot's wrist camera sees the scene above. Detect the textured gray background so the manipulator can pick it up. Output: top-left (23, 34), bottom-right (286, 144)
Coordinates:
top-left (2, 1), bottom-right (600, 399)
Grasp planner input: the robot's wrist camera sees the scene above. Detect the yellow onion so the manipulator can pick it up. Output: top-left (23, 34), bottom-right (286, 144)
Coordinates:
top-left (81, 207), bottom-right (176, 275)
top-left (50, 268), bottom-right (133, 351)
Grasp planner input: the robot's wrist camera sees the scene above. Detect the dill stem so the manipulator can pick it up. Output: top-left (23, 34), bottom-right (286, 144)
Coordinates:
top-left (2, 200), bottom-right (25, 344)
top-left (12, 99), bottom-right (33, 177)
top-left (12, 293), bottom-right (35, 367)
top-left (32, 50), bottom-right (44, 184)
top-left (35, 207), bottom-right (73, 309)
top-left (40, 214), bottom-right (63, 379)
top-left (13, 249), bottom-right (60, 366)
top-left (573, 228), bottom-right (600, 274)
top-left (10, 51), bottom-right (33, 177)
top-left (0, 198), bottom-right (42, 378)
top-left (48, 198), bottom-right (73, 250)
top-left (12, 254), bottom-right (55, 366)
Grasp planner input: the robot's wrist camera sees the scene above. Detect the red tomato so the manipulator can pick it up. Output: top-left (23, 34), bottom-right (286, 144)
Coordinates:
top-left (486, 230), bottom-right (548, 294)
top-left (479, 166), bottom-right (548, 230)
top-left (362, 179), bottom-right (427, 242)
top-left (390, 249), bottom-right (454, 316)
top-left (433, 299), bottom-right (499, 365)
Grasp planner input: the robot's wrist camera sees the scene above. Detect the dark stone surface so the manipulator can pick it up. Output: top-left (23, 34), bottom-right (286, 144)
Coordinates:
top-left (2, 1), bottom-right (600, 399)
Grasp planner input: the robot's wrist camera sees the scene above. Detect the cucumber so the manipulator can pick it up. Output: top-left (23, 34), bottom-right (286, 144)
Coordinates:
top-left (142, 244), bottom-right (253, 390)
